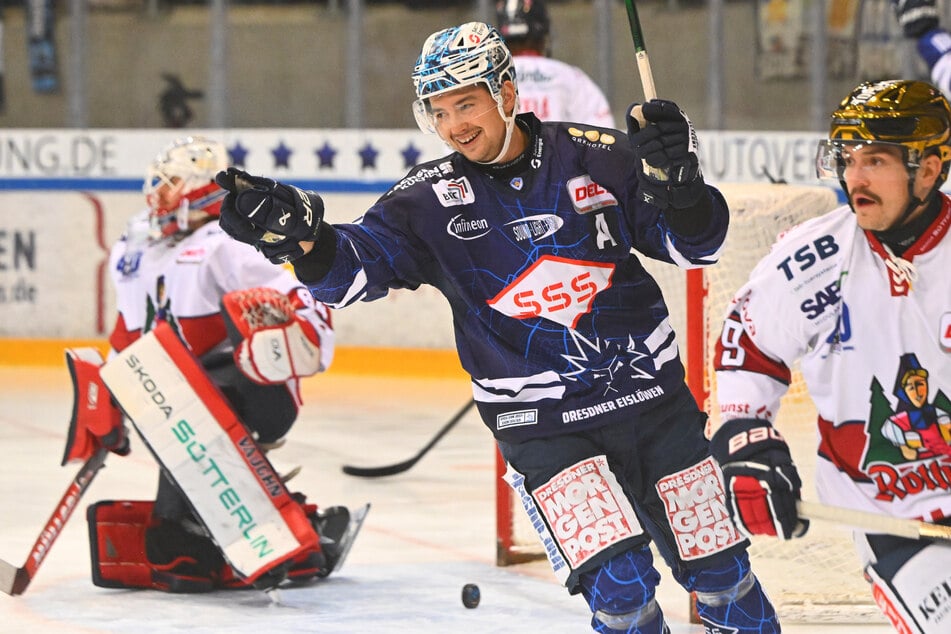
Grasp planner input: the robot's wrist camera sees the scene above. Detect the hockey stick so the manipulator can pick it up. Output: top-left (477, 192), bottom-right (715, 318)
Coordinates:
top-left (797, 500), bottom-right (951, 543)
top-left (623, 0), bottom-right (657, 102)
top-left (623, 0), bottom-right (670, 184)
top-left (341, 399), bottom-right (476, 478)
top-left (0, 447), bottom-right (108, 595)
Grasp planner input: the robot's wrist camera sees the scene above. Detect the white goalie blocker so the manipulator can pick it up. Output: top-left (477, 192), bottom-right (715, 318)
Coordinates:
top-left (99, 321), bottom-right (318, 585)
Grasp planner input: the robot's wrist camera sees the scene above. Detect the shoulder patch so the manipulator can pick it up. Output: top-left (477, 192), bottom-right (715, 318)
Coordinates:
top-left (390, 161), bottom-right (455, 192)
top-left (566, 175), bottom-right (618, 214)
top-left (433, 177), bottom-right (475, 207)
top-left (566, 127), bottom-right (616, 149)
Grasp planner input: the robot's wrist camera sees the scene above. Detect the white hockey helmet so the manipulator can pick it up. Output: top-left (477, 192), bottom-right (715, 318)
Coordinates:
top-left (411, 21), bottom-right (518, 136)
top-left (144, 136), bottom-right (228, 240)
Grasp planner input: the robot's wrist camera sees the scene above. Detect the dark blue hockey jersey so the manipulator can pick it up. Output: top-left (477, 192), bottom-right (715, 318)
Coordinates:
top-left (307, 113), bottom-right (728, 443)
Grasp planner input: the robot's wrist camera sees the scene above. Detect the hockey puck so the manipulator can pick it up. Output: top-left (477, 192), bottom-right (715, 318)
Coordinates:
top-left (461, 583), bottom-right (480, 608)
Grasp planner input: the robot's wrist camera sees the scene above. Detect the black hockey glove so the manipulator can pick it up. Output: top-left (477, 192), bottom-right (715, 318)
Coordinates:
top-left (215, 167), bottom-right (325, 264)
top-left (627, 99), bottom-right (705, 210)
top-left (892, 0), bottom-right (940, 38)
top-left (709, 418), bottom-right (809, 540)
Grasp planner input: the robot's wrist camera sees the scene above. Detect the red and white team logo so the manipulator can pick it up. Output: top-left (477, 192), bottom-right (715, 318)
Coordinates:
top-left (433, 177), bottom-right (475, 208)
top-left (486, 255), bottom-right (614, 329)
top-left (533, 456), bottom-right (643, 569)
top-left (656, 457), bottom-right (743, 560)
top-left (566, 175), bottom-right (618, 214)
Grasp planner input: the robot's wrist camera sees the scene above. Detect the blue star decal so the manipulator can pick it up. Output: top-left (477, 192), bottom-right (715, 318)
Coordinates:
top-left (228, 142), bottom-right (249, 167)
top-left (271, 141), bottom-right (293, 169)
top-left (316, 142), bottom-right (337, 169)
top-left (401, 142), bottom-right (422, 169)
top-left (358, 142), bottom-right (379, 169)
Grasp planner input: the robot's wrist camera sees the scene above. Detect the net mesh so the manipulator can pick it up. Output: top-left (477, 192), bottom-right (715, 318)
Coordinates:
top-left (498, 183), bottom-right (886, 624)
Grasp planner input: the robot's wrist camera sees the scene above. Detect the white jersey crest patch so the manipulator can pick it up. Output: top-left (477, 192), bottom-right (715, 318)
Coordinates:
top-left (433, 177), bottom-right (475, 208)
top-left (566, 175), bottom-right (617, 214)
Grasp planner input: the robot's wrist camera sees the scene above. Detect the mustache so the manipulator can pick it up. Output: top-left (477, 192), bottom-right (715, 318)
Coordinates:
top-left (849, 189), bottom-right (881, 204)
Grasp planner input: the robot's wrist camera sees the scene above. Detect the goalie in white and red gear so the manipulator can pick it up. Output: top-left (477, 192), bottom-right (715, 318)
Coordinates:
top-left (73, 135), bottom-right (354, 594)
top-left (96, 323), bottom-right (364, 592)
top-left (711, 79), bottom-right (951, 634)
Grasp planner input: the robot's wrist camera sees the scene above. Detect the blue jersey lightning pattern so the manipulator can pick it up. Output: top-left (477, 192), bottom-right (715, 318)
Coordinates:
top-left (310, 113), bottom-right (728, 443)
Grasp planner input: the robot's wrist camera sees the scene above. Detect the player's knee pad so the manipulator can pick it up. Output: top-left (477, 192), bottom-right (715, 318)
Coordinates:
top-left (578, 547), bottom-right (667, 634)
top-left (682, 553), bottom-right (780, 633)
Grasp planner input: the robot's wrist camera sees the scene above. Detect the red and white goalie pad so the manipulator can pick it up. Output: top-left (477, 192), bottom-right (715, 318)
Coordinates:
top-left (221, 287), bottom-right (327, 385)
top-left (99, 322), bottom-right (318, 585)
top-left (61, 347), bottom-right (127, 465)
top-left (86, 500), bottom-right (327, 591)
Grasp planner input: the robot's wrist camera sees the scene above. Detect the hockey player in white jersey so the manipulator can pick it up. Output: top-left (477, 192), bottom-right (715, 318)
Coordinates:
top-left (61, 136), bottom-right (365, 593)
top-left (496, 0), bottom-right (615, 128)
top-left (709, 79), bottom-right (951, 633)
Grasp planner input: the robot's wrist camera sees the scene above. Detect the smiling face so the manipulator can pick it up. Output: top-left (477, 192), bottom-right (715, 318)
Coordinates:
top-left (427, 81), bottom-right (525, 164)
top-left (840, 142), bottom-right (942, 231)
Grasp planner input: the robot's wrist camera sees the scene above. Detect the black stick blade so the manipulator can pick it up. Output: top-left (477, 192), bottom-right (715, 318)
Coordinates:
top-left (341, 399), bottom-right (476, 478)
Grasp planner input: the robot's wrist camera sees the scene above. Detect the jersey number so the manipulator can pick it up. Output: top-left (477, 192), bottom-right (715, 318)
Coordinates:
top-left (718, 318), bottom-right (745, 367)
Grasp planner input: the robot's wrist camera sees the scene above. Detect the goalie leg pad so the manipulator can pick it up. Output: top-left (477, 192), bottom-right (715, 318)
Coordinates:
top-left (99, 322), bottom-right (319, 587)
top-left (88, 499), bottom-right (331, 593)
top-left (88, 500), bottom-right (224, 594)
top-left (860, 530), bottom-right (951, 634)
top-left (577, 547), bottom-right (668, 633)
top-left (87, 500), bottom-right (155, 590)
top-left (62, 347), bottom-right (127, 465)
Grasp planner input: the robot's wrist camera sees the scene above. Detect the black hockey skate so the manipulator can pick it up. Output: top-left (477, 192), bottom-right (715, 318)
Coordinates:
top-left (315, 503), bottom-right (371, 577)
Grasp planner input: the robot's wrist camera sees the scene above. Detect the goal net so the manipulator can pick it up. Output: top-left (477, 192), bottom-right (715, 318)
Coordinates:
top-left (495, 183), bottom-right (886, 624)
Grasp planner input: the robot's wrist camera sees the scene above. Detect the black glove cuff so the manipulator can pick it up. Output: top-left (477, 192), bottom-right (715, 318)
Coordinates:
top-left (290, 222), bottom-right (339, 284)
top-left (667, 179), bottom-right (709, 216)
top-left (710, 418), bottom-right (790, 464)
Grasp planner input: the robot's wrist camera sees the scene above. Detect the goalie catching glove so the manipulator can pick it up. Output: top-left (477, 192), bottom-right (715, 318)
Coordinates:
top-left (221, 287), bottom-right (324, 385)
top-left (709, 418), bottom-right (808, 540)
top-left (215, 167), bottom-right (325, 264)
top-left (627, 99), bottom-right (705, 210)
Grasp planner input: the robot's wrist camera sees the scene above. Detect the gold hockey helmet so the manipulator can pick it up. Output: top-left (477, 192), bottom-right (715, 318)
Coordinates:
top-left (818, 79), bottom-right (951, 185)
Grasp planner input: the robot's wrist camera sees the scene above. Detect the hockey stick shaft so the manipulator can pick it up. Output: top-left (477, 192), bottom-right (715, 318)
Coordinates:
top-left (797, 500), bottom-right (951, 542)
top-left (624, 0), bottom-right (656, 101)
top-left (0, 447), bottom-right (108, 595)
top-left (341, 399), bottom-right (476, 478)
top-left (623, 0), bottom-right (670, 184)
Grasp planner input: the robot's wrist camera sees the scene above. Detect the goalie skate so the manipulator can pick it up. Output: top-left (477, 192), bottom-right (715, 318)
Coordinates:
top-left (316, 503), bottom-right (370, 577)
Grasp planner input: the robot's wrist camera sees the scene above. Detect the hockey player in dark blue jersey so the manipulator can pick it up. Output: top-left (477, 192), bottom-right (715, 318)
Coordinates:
top-left (215, 21), bottom-right (780, 634)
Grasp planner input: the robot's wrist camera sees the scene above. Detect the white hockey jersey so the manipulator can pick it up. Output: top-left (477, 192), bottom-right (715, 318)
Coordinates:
top-left (714, 196), bottom-right (951, 525)
top-left (513, 53), bottom-right (616, 128)
top-left (108, 211), bottom-right (334, 372)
